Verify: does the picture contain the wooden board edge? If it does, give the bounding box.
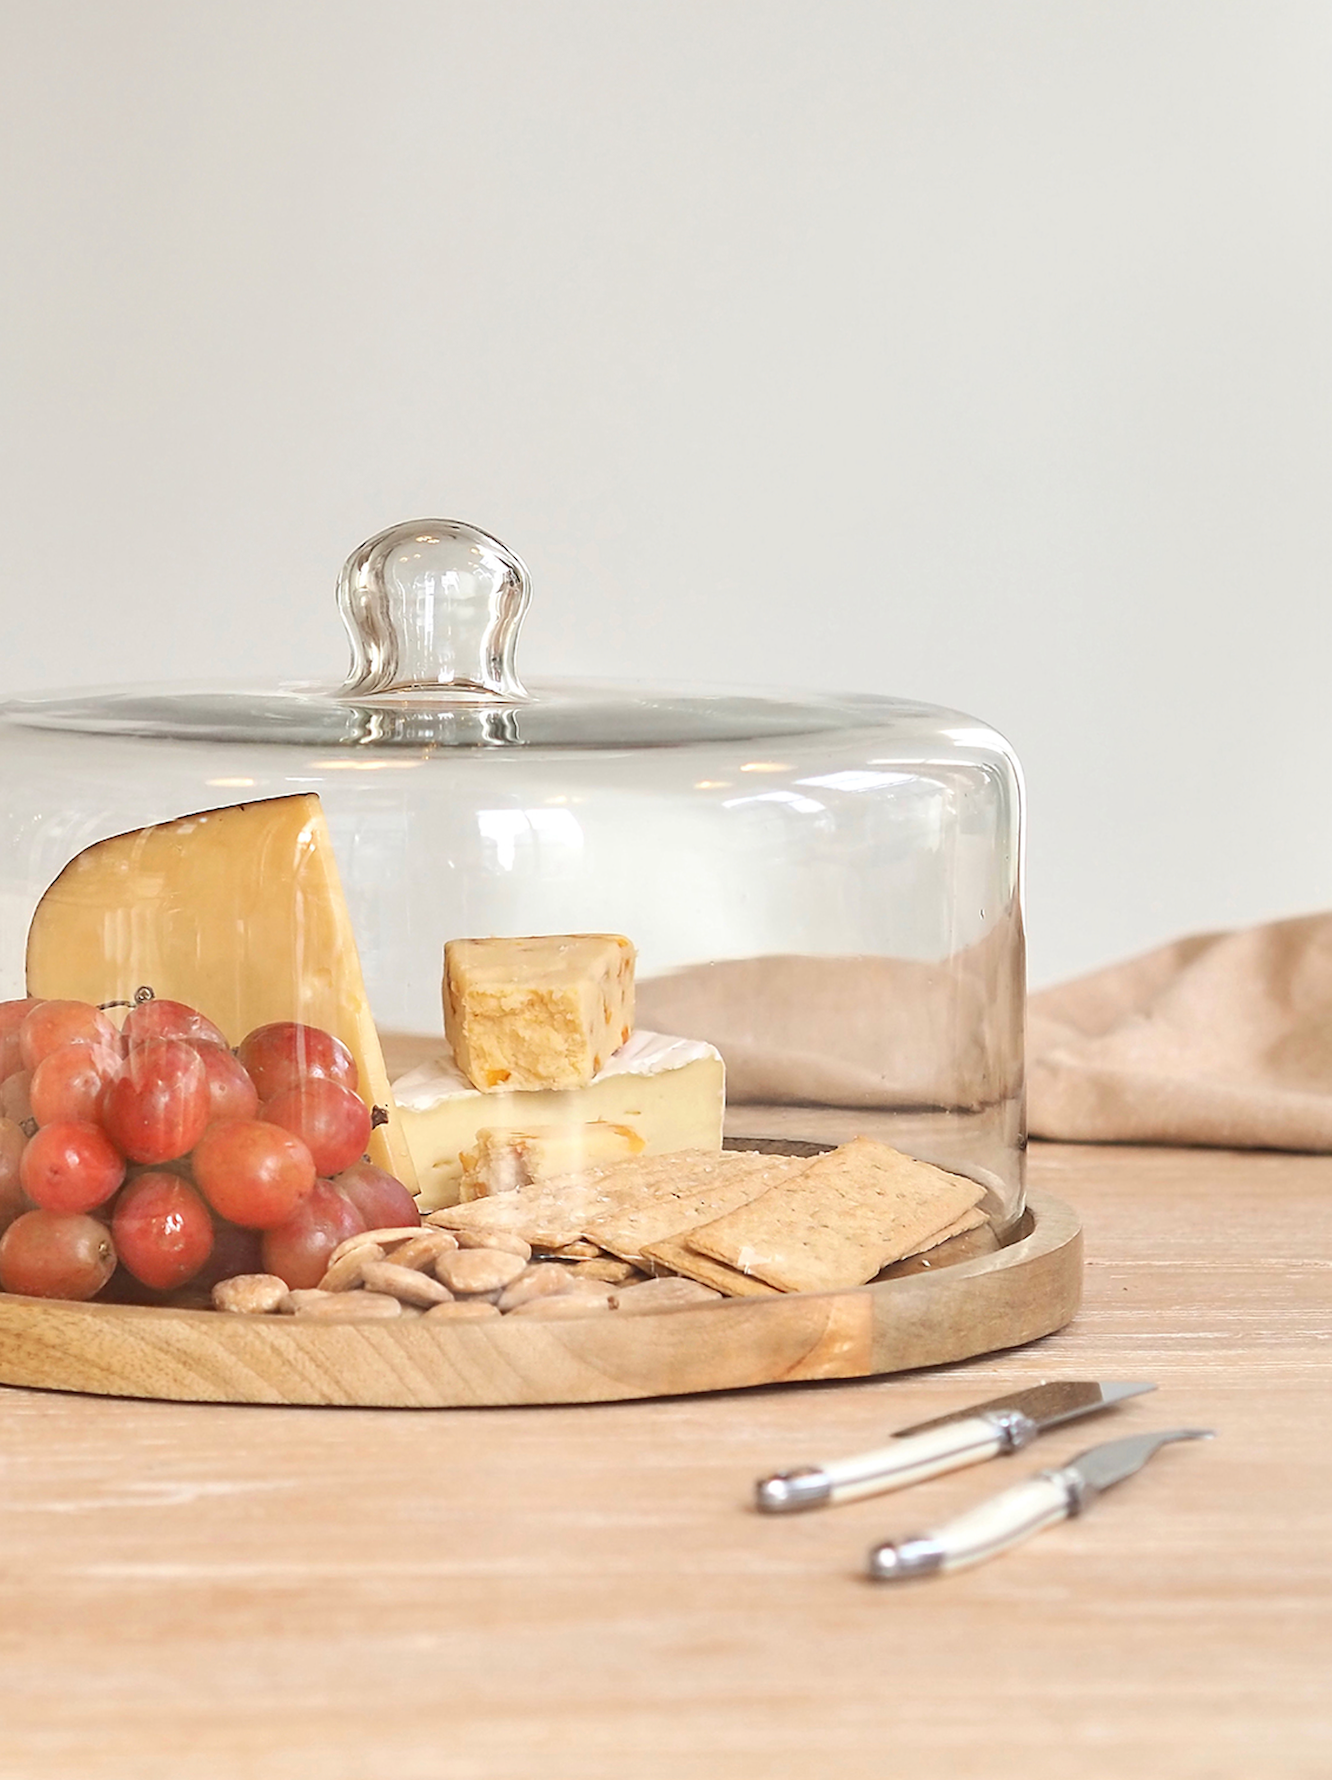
[0,1189,1083,1408]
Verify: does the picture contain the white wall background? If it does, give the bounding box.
[2,0,1328,985]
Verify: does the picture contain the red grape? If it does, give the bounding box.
[0,1117,28,1231]
[189,1219,266,1292]
[111,1172,215,1292]
[262,1078,371,1177]
[20,1120,125,1213]
[261,1180,366,1289]
[19,1000,120,1071]
[122,998,228,1050]
[29,1041,123,1127]
[237,1022,358,1101]
[0,998,43,1077]
[0,1208,116,1299]
[100,1039,209,1164]
[196,1044,260,1124]
[192,1119,316,1229]
[333,1163,419,1231]
[1,1070,33,1125]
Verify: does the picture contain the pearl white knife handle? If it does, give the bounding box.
[756,1412,1033,1512]
[867,1471,1075,1580]
[825,1417,1009,1502]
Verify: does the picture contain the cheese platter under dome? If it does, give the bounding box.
[0,519,1079,1406]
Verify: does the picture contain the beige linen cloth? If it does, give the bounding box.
[1028,912,1332,1149]
[637,912,1332,1152]
[637,923,1024,1116]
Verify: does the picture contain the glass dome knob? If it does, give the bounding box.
[338,518,531,700]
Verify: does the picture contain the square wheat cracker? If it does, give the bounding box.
[639,1235,781,1297]
[900,1205,987,1258]
[584,1151,807,1264]
[684,1137,984,1294]
[426,1150,727,1251]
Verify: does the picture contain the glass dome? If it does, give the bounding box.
[0,519,1024,1324]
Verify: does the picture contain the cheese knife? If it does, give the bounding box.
[866,1425,1213,1580]
[754,1380,1155,1513]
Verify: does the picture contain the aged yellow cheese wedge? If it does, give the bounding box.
[393,1031,723,1211]
[24,794,416,1189]
[444,933,636,1090]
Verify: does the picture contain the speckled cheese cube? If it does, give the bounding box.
[444,934,636,1091]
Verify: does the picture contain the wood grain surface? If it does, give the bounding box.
[0,1193,1079,1407]
[0,1142,1327,1779]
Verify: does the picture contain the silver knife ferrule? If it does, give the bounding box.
[867,1535,947,1582]
[1046,1464,1096,1516]
[754,1466,832,1513]
[981,1408,1041,1452]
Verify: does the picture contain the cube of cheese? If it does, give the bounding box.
[458,1120,645,1200]
[444,934,635,1091]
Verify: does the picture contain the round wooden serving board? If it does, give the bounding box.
[0,1189,1081,1408]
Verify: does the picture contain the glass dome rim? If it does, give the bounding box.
[0,673,1017,756]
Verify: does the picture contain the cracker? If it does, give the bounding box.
[640,1235,781,1298]
[880,1218,1001,1279]
[426,1192,587,1251]
[901,1205,988,1258]
[684,1137,985,1294]
[425,1150,729,1252]
[533,1238,604,1260]
[585,1152,806,1264]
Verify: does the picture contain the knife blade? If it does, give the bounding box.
[754,1380,1155,1513]
[866,1426,1213,1581]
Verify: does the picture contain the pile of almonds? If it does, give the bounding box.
[212,1215,721,1321]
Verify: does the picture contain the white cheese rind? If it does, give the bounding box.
[394,1030,724,1211]
[395,1029,719,1108]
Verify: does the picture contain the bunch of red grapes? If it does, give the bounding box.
[0,997,419,1304]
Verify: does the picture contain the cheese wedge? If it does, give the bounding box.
[24,794,415,1189]
[393,1030,723,1210]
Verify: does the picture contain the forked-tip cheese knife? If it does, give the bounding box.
[866,1426,1213,1581]
[755,1381,1156,1513]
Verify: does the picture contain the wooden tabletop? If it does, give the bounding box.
[0,1142,1327,1779]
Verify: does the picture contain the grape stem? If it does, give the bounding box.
[97,987,156,1011]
